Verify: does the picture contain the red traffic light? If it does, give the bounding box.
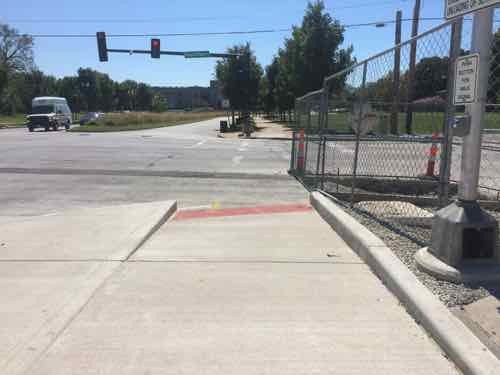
[151,39,161,58]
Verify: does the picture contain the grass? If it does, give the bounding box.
[0,114,26,127]
[70,111,226,132]
[293,111,500,135]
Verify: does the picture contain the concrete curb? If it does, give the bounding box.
[217,132,291,141]
[310,191,500,375]
[124,200,178,260]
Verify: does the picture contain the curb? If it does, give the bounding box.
[124,200,178,261]
[217,132,291,141]
[310,191,500,375]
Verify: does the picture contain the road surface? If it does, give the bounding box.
[0,118,306,216]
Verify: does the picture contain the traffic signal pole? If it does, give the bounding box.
[97,31,241,61]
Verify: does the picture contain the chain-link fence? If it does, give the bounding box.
[292,11,500,246]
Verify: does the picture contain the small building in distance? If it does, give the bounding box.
[152,81,225,110]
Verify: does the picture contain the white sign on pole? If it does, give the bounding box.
[454,54,480,105]
[445,0,500,19]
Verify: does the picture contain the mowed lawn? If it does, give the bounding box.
[0,114,26,127]
[296,111,500,134]
[71,111,226,132]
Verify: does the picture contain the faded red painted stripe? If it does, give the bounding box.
[175,203,312,221]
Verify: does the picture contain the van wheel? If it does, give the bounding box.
[44,126,50,132]
[52,124,58,131]
[65,122,70,130]
[28,126,34,132]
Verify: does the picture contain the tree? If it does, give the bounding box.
[0,23,34,113]
[413,56,448,100]
[152,94,168,112]
[77,68,98,111]
[58,76,83,113]
[215,43,263,122]
[262,1,353,117]
[96,72,115,112]
[136,83,153,110]
[0,24,34,73]
[298,1,352,95]
[262,58,279,114]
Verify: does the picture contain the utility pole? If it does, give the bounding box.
[405,0,421,134]
[391,10,402,134]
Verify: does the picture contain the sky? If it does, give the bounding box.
[1,0,454,87]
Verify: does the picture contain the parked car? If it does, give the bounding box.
[26,97,72,132]
[79,112,103,125]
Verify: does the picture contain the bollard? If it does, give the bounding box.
[425,132,439,177]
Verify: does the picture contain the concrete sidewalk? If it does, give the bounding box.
[220,117,293,140]
[0,202,176,375]
[1,202,459,374]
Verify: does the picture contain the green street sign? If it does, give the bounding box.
[184,51,211,59]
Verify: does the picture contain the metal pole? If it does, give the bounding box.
[351,62,368,207]
[322,80,330,132]
[307,103,312,132]
[391,10,402,135]
[460,8,494,202]
[439,18,463,206]
[316,135,322,185]
[290,131,297,172]
[405,0,421,134]
[320,137,327,190]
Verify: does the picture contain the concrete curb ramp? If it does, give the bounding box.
[0,201,177,261]
[310,191,500,375]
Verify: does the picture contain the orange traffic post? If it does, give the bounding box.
[426,132,439,178]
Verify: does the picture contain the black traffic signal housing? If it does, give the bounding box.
[96,32,108,62]
[151,39,161,58]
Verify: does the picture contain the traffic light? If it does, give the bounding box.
[96,32,108,62]
[151,39,161,58]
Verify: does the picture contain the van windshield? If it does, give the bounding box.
[31,105,55,114]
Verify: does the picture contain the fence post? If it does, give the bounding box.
[320,82,329,132]
[320,136,327,190]
[351,62,368,207]
[439,18,463,206]
[307,102,312,132]
[316,135,322,187]
[390,10,402,135]
[290,130,297,172]
[304,133,309,175]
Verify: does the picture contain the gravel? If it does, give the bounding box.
[337,201,497,307]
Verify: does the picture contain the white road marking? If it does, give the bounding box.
[232,155,244,165]
[189,140,207,148]
[181,205,212,211]
[238,141,249,152]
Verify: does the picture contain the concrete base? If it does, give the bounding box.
[415,247,500,283]
[429,200,499,267]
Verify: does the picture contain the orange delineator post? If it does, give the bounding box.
[297,129,305,172]
[426,132,439,177]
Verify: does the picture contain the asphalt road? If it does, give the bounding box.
[0,118,307,216]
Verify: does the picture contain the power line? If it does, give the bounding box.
[25,18,452,38]
[1,1,409,24]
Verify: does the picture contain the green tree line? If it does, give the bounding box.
[0,24,167,115]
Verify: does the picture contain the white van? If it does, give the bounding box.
[27,97,72,132]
